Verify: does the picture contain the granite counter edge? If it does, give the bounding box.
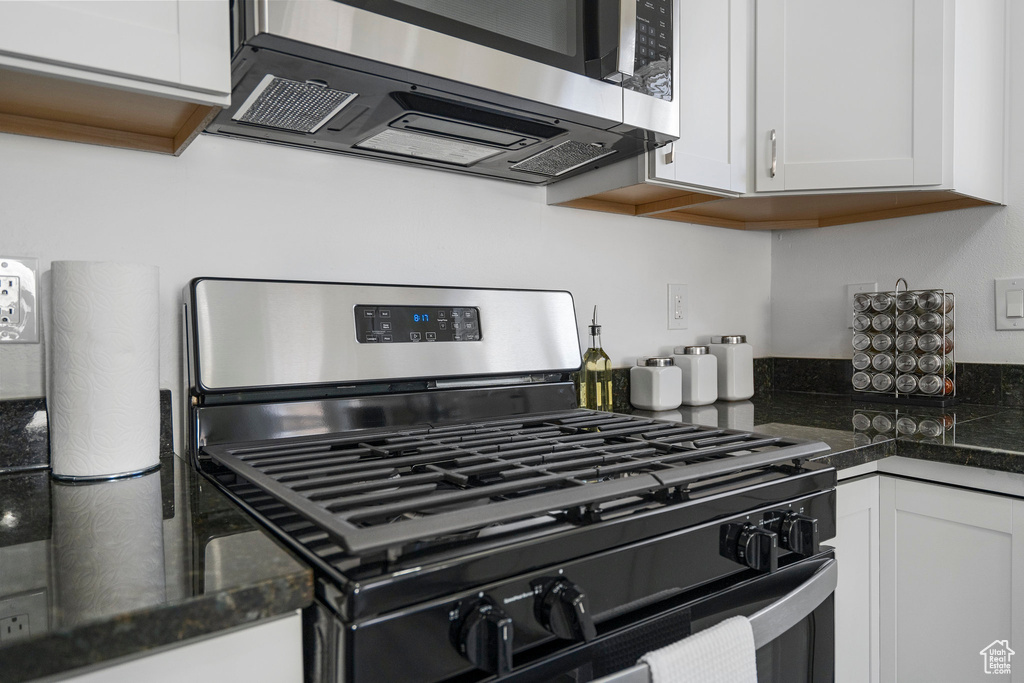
[0,568,313,683]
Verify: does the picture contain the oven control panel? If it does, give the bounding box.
[355,305,481,343]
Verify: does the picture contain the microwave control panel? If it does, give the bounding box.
[355,305,481,343]
[630,0,673,100]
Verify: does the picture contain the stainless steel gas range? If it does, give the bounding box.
[183,278,836,683]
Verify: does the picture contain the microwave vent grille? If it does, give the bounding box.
[232,75,357,134]
[510,140,616,177]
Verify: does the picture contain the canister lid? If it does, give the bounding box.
[682,345,709,355]
[645,357,674,367]
[711,335,746,344]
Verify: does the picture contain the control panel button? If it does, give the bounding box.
[410,332,421,341]
[380,322,392,330]
[364,333,378,342]
[378,309,390,317]
[426,332,437,341]
[382,334,393,343]
[363,309,375,317]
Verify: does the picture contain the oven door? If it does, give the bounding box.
[330,0,629,82]
[504,552,836,683]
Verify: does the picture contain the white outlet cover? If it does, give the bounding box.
[668,284,688,330]
[0,257,39,343]
[995,277,1024,330]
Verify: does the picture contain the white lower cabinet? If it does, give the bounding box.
[879,477,1024,683]
[61,612,303,683]
[834,476,881,683]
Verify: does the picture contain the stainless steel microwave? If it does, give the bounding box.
[205,0,679,184]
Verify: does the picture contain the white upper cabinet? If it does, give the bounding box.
[550,0,1006,228]
[0,0,229,101]
[651,0,749,195]
[755,0,1005,201]
[0,0,230,155]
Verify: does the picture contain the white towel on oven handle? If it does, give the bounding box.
[637,615,757,683]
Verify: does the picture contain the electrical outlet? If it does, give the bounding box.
[0,614,29,642]
[0,589,46,641]
[668,284,688,330]
[0,276,20,324]
[0,257,38,343]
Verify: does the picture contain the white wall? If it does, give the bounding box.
[770,1,1023,364]
[769,203,1016,362]
[0,132,772,447]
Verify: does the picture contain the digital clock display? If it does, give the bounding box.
[354,305,481,344]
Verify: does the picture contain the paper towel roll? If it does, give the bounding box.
[48,261,160,479]
[52,471,166,627]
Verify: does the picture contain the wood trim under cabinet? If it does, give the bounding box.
[0,65,221,155]
[552,183,999,231]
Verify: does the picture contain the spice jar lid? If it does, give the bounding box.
[711,335,746,344]
[682,346,709,355]
[645,357,674,367]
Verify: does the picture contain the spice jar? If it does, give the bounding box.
[896,292,918,311]
[630,357,682,411]
[872,373,895,392]
[871,353,894,372]
[871,333,894,352]
[895,333,918,353]
[672,346,718,406]
[852,352,873,371]
[871,293,894,312]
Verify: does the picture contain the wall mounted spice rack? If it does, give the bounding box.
[851,279,956,407]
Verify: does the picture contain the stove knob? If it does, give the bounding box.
[779,513,819,557]
[721,523,778,572]
[739,525,778,572]
[457,601,514,676]
[536,579,597,643]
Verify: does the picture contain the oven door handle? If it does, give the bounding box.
[593,559,838,683]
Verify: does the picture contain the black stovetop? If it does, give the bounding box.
[200,409,831,619]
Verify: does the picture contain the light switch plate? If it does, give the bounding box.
[0,257,38,343]
[995,278,1024,330]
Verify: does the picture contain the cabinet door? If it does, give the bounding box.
[0,0,228,95]
[754,0,945,192]
[651,0,749,193]
[879,477,1018,683]
[833,476,880,683]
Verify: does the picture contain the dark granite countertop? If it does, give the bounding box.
[635,391,1024,476]
[0,454,313,683]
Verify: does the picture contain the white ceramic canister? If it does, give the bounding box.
[671,346,718,406]
[630,357,683,411]
[708,335,754,401]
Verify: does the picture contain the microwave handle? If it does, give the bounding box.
[586,0,636,82]
[591,559,838,683]
[615,0,638,79]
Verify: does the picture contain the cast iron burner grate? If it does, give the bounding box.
[204,410,826,557]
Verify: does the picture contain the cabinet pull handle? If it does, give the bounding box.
[770,129,777,178]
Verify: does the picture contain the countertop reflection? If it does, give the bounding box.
[0,454,312,683]
[629,392,1024,474]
